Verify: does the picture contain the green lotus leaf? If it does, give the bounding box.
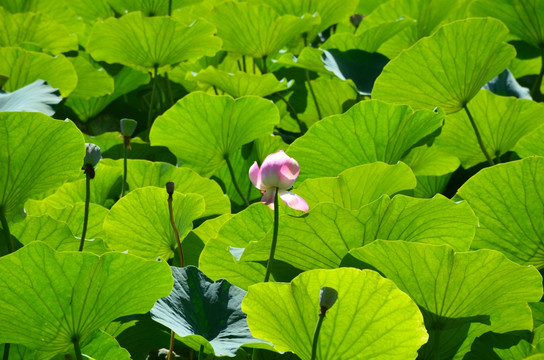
[183,213,234,266]
[413,174,452,198]
[109,0,203,16]
[87,11,221,73]
[207,2,319,58]
[103,186,205,260]
[435,90,544,168]
[483,68,532,99]
[199,203,273,289]
[0,47,77,96]
[248,0,358,41]
[8,214,109,255]
[65,66,150,122]
[242,268,428,359]
[32,163,122,208]
[275,47,334,75]
[295,162,417,210]
[0,7,78,54]
[372,18,516,114]
[516,124,544,158]
[287,100,444,182]
[150,266,269,356]
[403,144,460,176]
[102,159,230,217]
[190,66,292,98]
[350,240,543,360]
[359,0,462,58]
[471,0,544,49]
[54,330,131,360]
[62,0,114,23]
[322,18,413,53]
[456,157,544,268]
[295,77,358,129]
[0,79,61,116]
[150,92,280,177]
[67,55,114,98]
[0,241,173,359]
[0,112,84,222]
[25,201,110,241]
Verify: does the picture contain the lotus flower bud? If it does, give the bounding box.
[120,118,138,137]
[84,143,102,167]
[166,182,175,196]
[319,286,338,314]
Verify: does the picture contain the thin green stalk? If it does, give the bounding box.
[78,171,91,252]
[225,157,249,206]
[167,188,184,267]
[2,343,10,360]
[237,59,242,71]
[276,93,306,134]
[305,69,322,120]
[121,141,128,198]
[464,105,494,166]
[530,46,544,101]
[146,66,159,141]
[168,0,172,16]
[198,344,204,360]
[310,313,326,360]
[263,188,279,283]
[73,336,83,360]
[0,207,13,254]
[167,330,175,360]
[242,55,247,73]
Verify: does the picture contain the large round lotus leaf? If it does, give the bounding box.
[191,66,292,98]
[516,124,544,158]
[109,0,202,16]
[436,90,544,168]
[248,0,358,40]
[0,79,61,116]
[350,240,543,359]
[150,92,279,177]
[287,100,444,182]
[207,2,319,58]
[456,157,544,268]
[0,47,77,96]
[0,112,84,222]
[103,186,205,260]
[0,241,173,359]
[87,11,221,73]
[0,7,77,54]
[56,330,131,360]
[68,55,114,98]
[150,266,269,357]
[101,159,230,217]
[372,18,516,114]
[275,47,334,75]
[402,143,460,176]
[25,201,109,242]
[65,67,150,122]
[242,268,428,359]
[295,162,417,210]
[358,0,460,58]
[33,163,122,208]
[471,0,544,49]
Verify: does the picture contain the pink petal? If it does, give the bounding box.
[260,150,300,190]
[279,190,308,212]
[249,162,265,190]
[261,188,276,209]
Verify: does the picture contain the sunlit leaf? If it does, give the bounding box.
[67,54,114,98]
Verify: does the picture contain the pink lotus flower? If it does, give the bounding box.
[249,150,308,211]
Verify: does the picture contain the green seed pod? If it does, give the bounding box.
[84,143,102,167]
[319,286,338,312]
[120,118,138,137]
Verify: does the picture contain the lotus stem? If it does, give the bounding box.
[305,69,322,120]
[72,336,83,360]
[464,105,494,166]
[121,140,128,198]
[310,313,326,360]
[276,92,306,134]
[530,46,544,101]
[166,182,184,267]
[263,188,279,282]
[242,56,247,73]
[226,156,249,206]
[0,207,13,254]
[78,167,92,252]
[146,65,159,142]
[167,330,175,360]
[2,343,10,360]
[198,344,204,360]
